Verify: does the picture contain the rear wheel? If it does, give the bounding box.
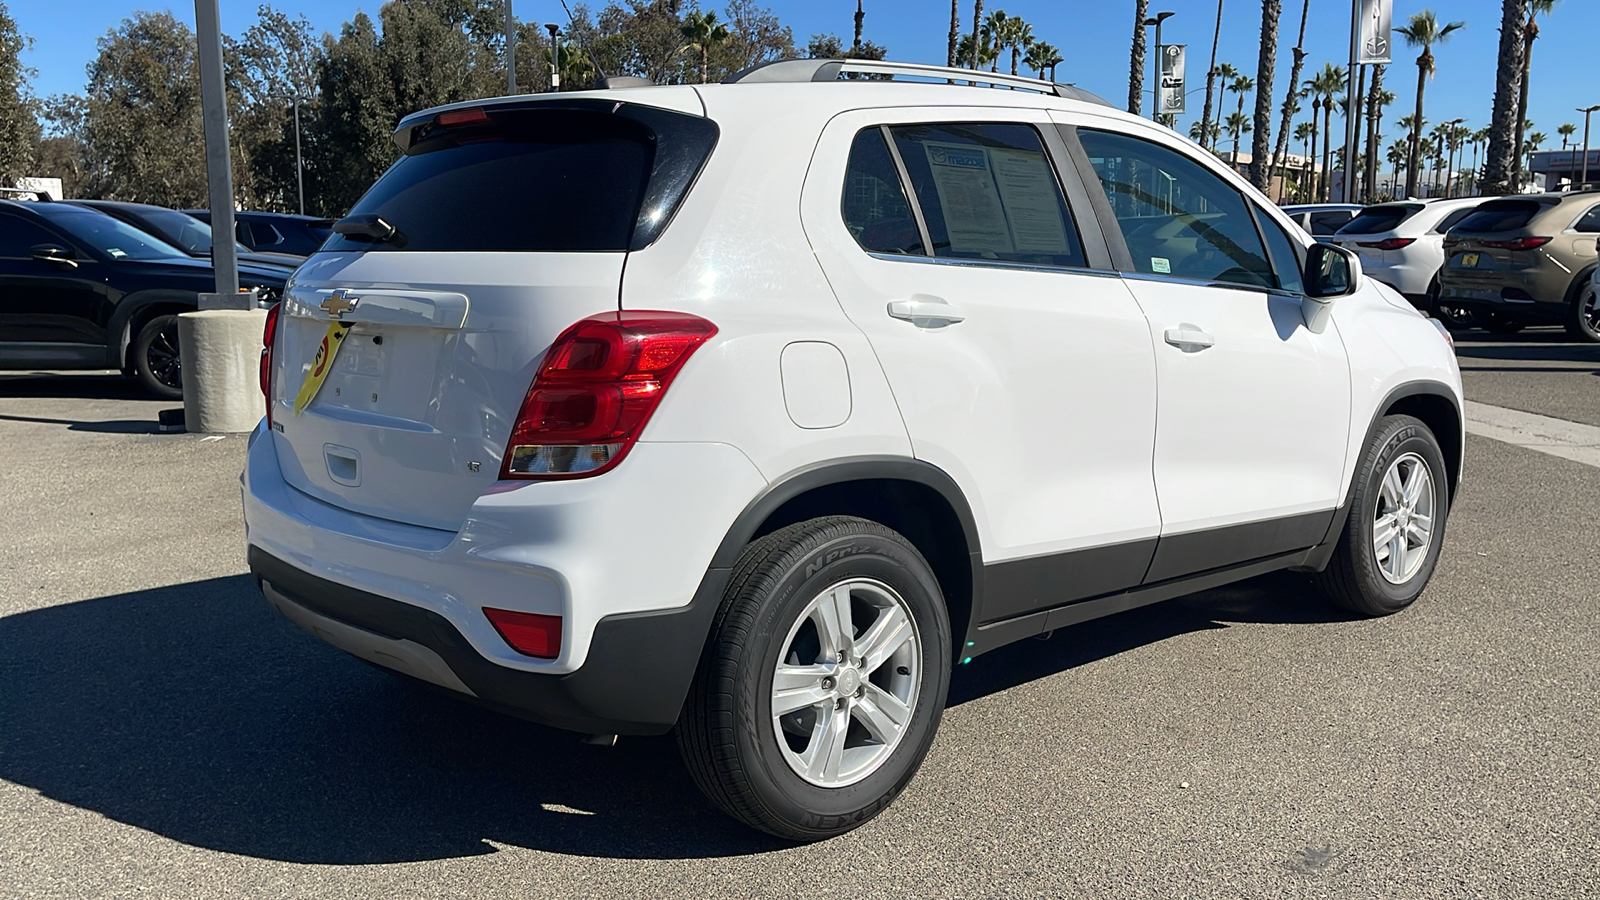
[1564,275,1600,343]
[677,516,952,840]
[133,314,183,399]
[1428,282,1476,330]
[1314,415,1450,617]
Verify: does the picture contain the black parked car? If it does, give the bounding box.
[64,200,304,270]
[0,199,288,399]
[186,210,334,256]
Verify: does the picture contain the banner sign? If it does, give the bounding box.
[1159,44,1186,115]
[1358,0,1393,64]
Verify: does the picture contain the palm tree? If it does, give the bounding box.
[1247,0,1281,191]
[1396,10,1466,198]
[1025,41,1062,81]
[1363,79,1394,202]
[969,0,984,68]
[679,10,731,84]
[1010,19,1034,76]
[1310,63,1346,201]
[981,10,1010,73]
[1226,111,1253,167]
[1269,0,1311,185]
[1386,140,1408,199]
[948,0,961,67]
[1526,131,1546,185]
[1128,0,1150,113]
[1511,1,1559,189]
[1199,0,1225,151]
[1191,119,1221,146]
[1470,125,1491,190]
[1305,91,1322,200]
[1559,122,1577,150]
[1293,120,1316,200]
[1213,62,1239,148]
[957,30,998,72]
[1231,74,1254,129]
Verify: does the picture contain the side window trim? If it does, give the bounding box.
[1036,123,1115,271]
[879,125,935,258]
[1056,124,1136,272]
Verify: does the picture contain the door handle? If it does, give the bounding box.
[887,297,966,327]
[1163,326,1215,350]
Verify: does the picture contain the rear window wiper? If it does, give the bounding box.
[332,214,404,244]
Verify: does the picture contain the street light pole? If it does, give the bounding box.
[505,0,517,94]
[293,95,304,216]
[1580,105,1600,188]
[546,23,560,92]
[1145,11,1174,123]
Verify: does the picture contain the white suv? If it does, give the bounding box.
[1332,196,1485,318]
[242,59,1464,840]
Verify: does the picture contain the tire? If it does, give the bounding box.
[1481,313,1525,335]
[1428,282,1476,331]
[1314,415,1450,617]
[1563,274,1600,343]
[677,516,952,840]
[133,314,183,400]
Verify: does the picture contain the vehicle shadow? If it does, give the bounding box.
[0,412,164,434]
[0,571,1339,864]
[0,372,156,401]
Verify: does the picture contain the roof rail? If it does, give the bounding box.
[0,186,52,201]
[723,58,1112,108]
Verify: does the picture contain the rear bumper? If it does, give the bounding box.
[251,546,725,735]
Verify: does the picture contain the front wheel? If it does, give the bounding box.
[1314,415,1450,616]
[677,516,952,840]
[133,314,183,399]
[1564,276,1600,343]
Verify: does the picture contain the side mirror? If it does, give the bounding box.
[31,244,78,269]
[1300,243,1361,333]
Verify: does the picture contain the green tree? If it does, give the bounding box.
[0,1,39,185]
[1558,122,1576,150]
[1269,0,1309,186]
[679,10,730,83]
[1024,40,1061,82]
[1309,63,1345,201]
[310,12,395,216]
[1395,9,1465,197]
[711,0,796,77]
[1212,61,1238,149]
[228,6,324,212]
[1225,110,1252,166]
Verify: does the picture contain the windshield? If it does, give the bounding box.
[39,205,187,260]
[138,207,221,255]
[1454,201,1541,234]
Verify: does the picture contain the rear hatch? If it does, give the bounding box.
[1441,198,1550,294]
[1335,203,1422,268]
[269,98,717,531]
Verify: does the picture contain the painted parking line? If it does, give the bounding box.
[1464,400,1600,469]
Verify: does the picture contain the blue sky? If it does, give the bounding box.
[14,0,1600,150]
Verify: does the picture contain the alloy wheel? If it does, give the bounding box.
[770,578,921,788]
[1372,452,1435,584]
[145,322,182,390]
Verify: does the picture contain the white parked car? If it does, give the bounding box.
[242,59,1464,840]
[1332,196,1486,322]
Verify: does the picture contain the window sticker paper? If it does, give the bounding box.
[989,148,1071,255]
[923,141,1014,255]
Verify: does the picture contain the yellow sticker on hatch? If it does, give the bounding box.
[293,321,353,414]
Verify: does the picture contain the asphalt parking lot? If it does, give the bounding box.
[2,327,1597,899]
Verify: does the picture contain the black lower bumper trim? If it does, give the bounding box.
[248,546,724,735]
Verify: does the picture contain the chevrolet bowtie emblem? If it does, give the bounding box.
[321,290,359,318]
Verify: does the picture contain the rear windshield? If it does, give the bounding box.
[325,103,717,253]
[1338,204,1419,235]
[1453,200,1542,234]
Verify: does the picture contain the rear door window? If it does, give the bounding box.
[325,103,717,253]
[1455,200,1542,233]
[0,214,59,258]
[1309,210,1355,235]
[1572,205,1600,233]
[1340,205,1418,235]
[1432,208,1477,234]
[887,122,1088,269]
[1077,128,1279,289]
[842,129,923,255]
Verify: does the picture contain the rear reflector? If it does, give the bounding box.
[502,311,717,479]
[483,608,562,658]
[1357,238,1416,251]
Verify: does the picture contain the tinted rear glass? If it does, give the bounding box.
[325,104,716,253]
[1339,205,1418,235]
[1454,200,1541,234]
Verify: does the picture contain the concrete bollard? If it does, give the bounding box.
[178,308,268,434]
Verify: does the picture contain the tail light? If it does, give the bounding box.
[502,311,718,479]
[260,302,281,424]
[483,607,561,658]
[1481,236,1552,251]
[1442,237,1462,250]
[1357,238,1416,251]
